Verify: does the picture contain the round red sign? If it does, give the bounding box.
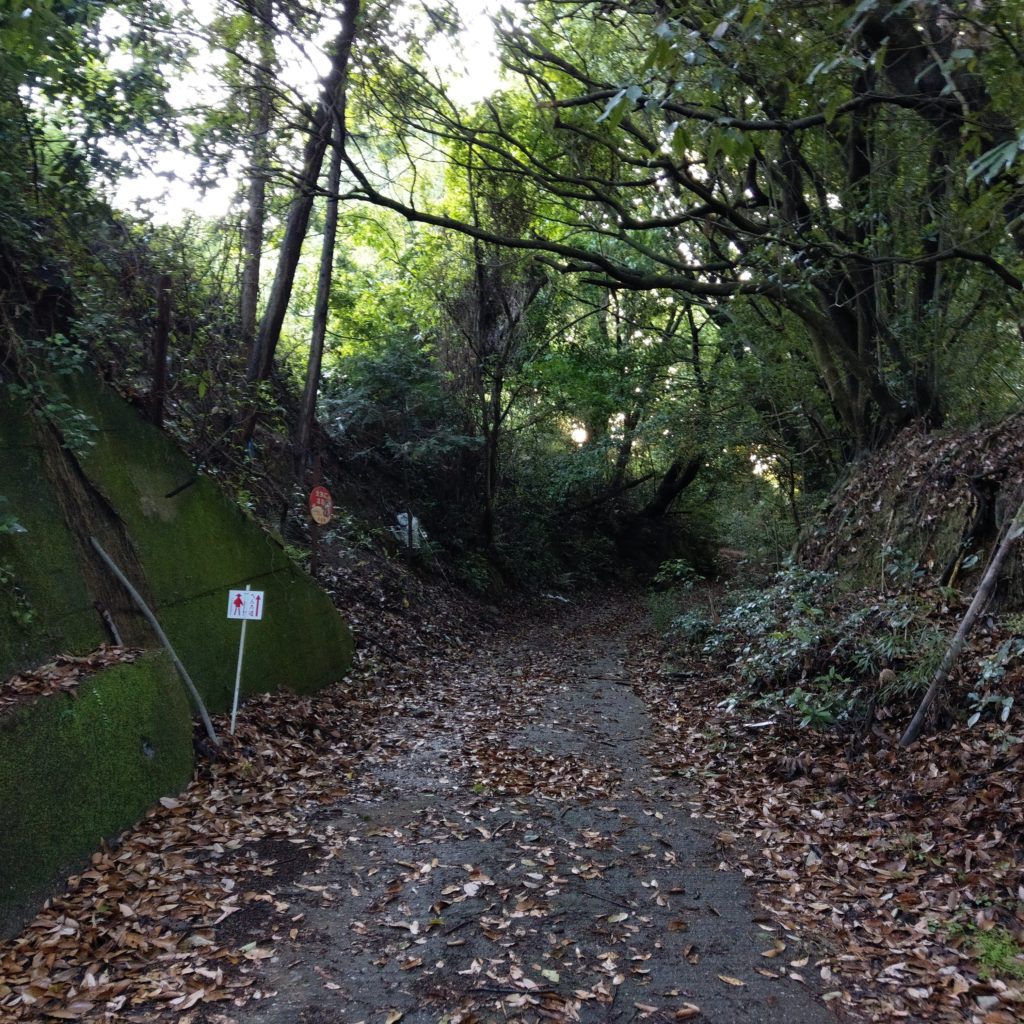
[309,485,334,525]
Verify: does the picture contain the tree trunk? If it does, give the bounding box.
[246,2,359,385]
[239,0,274,356]
[846,0,1024,253]
[295,117,343,465]
[640,454,702,519]
[481,380,502,549]
[149,273,171,427]
[609,406,640,493]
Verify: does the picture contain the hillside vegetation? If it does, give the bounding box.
[1,2,1024,1016]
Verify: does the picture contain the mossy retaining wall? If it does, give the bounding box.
[0,372,354,934]
[63,375,354,710]
[0,401,104,670]
[1,374,354,706]
[0,653,193,937]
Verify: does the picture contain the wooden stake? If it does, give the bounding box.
[899,496,1024,747]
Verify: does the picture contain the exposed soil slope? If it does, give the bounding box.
[801,414,1024,605]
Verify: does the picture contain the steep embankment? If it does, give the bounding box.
[0,371,353,935]
[801,414,1024,604]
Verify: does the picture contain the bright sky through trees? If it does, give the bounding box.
[113,0,501,222]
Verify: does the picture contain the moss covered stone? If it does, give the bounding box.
[0,372,354,708]
[0,653,193,937]
[0,371,353,933]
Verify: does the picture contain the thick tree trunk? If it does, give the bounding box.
[846,0,1024,251]
[246,2,359,385]
[640,454,702,519]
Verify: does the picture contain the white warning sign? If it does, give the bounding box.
[227,589,264,620]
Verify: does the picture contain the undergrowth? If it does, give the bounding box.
[943,921,1024,982]
[651,560,1017,732]
[972,927,1024,982]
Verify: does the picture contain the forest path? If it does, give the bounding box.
[226,600,836,1024]
[0,597,844,1024]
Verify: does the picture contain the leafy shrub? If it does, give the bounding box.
[649,558,718,642]
[653,558,700,589]
[966,691,1015,728]
[702,565,837,688]
[964,635,1024,727]
[685,563,951,728]
[829,593,945,700]
[671,609,715,644]
[5,335,97,456]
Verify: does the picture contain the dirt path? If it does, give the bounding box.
[8,581,1020,1022]
[221,604,837,1024]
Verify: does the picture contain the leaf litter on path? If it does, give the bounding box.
[628,627,1024,1024]
[1,567,1017,1022]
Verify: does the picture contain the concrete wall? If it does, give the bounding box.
[0,374,353,707]
[0,372,354,933]
[0,653,194,936]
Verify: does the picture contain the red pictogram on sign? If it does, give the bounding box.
[227,589,264,620]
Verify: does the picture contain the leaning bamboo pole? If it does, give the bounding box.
[899,496,1024,747]
[90,537,219,747]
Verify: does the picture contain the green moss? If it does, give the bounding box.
[0,392,103,677]
[0,653,193,936]
[59,375,354,711]
[0,372,353,934]
[974,926,1024,982]
[1,374,352,706]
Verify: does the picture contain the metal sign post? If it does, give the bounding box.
[227,585,265,735]
[308,471,334,577]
